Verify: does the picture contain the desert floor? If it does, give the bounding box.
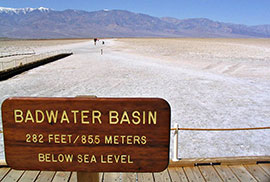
[0,38,270,159]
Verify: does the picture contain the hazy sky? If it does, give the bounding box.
[1,0,270,25]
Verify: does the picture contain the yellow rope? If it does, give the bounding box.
[171,126,270,131]
[1,127,270,133]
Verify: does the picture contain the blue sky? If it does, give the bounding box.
[1,0,270,25]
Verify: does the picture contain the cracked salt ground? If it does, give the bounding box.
[0,38,270,160]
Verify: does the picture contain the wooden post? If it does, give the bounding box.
[76,95,99,182]
[172,123,179,161]
[77,172,99,182]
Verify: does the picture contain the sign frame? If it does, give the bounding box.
[2,97,171,172]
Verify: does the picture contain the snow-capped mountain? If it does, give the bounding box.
[0,7,51,15]
[0,7,270,39]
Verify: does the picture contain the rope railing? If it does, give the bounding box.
[1,126,269,133]
[171,126,270,131]
[0,124,269,163]
[171,124,270,161]
[0,52,35,59]
[0,46,35,58]
[0,49,72,71]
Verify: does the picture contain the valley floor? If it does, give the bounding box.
[0,38,270,159]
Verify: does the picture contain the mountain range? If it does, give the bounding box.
[1,7,270,39]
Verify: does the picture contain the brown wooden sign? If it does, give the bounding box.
[1,97,170,172]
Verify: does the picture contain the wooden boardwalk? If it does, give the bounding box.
[0,163,269,182]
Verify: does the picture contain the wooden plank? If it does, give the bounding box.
[259,164,270,176]
[229,165,257,182]
[100,173,104,182]
[199,166,223,182]
[121,173,136,182]
[214,165,240,182]
[183,167,205,182]
[137,173,154,182]
[169,156,270,167]
[168,167,188,182]
[0,167,11,181]
[153,169,171,182]
[0,159,7,166]
[2,97,170,172]
[69,172,77,182]
[18,171,40,182]
[35,171,56,182]
[244,164,270,182]
[51,171,71,182]
[1,169,24,182]
[103,172,121,182]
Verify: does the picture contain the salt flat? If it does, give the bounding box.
[0,38,270,160]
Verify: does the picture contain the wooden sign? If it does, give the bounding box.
[1,97,171,172]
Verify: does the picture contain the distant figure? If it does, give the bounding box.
[102,41,105,45]
[101,49,103,55]
[94,38,97,45]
